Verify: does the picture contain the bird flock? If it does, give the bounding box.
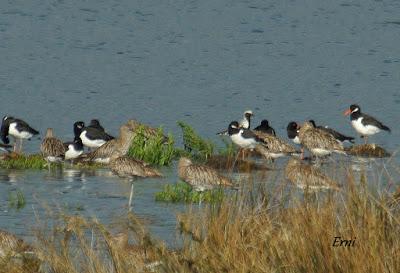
[0,103,392,191]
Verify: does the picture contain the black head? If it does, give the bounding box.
[2,116,13,122]
[287,121,299,131]
[228,121,240,135]
[308,120,317,128]
[90,119,101,127]
[260,120,269,126]
[73,121,85,136]
[350,104,360,113]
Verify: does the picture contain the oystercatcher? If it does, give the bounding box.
[217,110,254,135]
[1,116,39,152]
[254,119,276,136]
[74,121,114,149]
[286,121,301,145]
[227,121,260,149]
[63,137,84,163]
[344,104,390,143]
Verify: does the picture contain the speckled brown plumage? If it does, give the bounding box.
[285,158,341,191]
[298,121,345,156]
[110,155,162,178]
[345,143,390,158]
[178,157,233,191]
[0,229,33,257]
[253,131,298,158]
[85,123,135,163]
[40,128,65,161]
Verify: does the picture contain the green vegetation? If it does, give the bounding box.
[0,154,47,170]
[127,126,176,166]
[155,182,225,203]
[8,189,26,210]
[177,121,214,161]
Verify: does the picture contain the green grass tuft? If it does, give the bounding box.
[0,154,47,169]
[127,126,176,166]
[177,121,214,161]
[8,189,26,210]
[155,182,225,203]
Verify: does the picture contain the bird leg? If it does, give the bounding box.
[128,183,134,212]
[300,148,304,160]
[19,139,23,153]
[13,137,17,153]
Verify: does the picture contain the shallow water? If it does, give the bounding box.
[0,0,400,244]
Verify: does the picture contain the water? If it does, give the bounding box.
[0,0,400,244]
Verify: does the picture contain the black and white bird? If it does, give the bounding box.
[1,116,39,152]
[88,119,105,131]
[308,120,354,144]
[74,121,114,149]
[227,121,260,149]
[253,119,276,136]
[63,137,84,163]
[344,104,390,143]
[287,122,301,145]
[217,110,254,135]
[87,119,114,139]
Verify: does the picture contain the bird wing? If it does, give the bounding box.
[14,119,39,135]
[320,127,354,142]
[86,139,117,160]
[301,128,344,151]
[185,164,232,187]
[253,131,296,153]
[361,114,391,132]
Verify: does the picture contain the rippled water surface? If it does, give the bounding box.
[1,0,400,243]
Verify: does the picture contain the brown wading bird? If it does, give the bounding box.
[41,128,65,168]
[298,121,345,160]
[109,155,162,179]
[178,157,234,191]
[285,158,341,191]
[85,122,136,163]
[253,130,299,159]
[0,229,34,258]
[126,119,168,143]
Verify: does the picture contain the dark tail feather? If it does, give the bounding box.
[381,124,391,133]
[344,136,355,143]
[28,127,39,135]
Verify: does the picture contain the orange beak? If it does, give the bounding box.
[343,109,352,116]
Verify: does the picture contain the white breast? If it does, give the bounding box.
[239,118,249,129]
[351,118,380,136]
[230,131,257,149]
[65,145,83,160]
[292,136,301,145]
[80,131,106,148]
[9,123,33,139]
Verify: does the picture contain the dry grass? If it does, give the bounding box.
[2,167,400,273]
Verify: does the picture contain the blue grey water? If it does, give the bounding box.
[0,0,400,244]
